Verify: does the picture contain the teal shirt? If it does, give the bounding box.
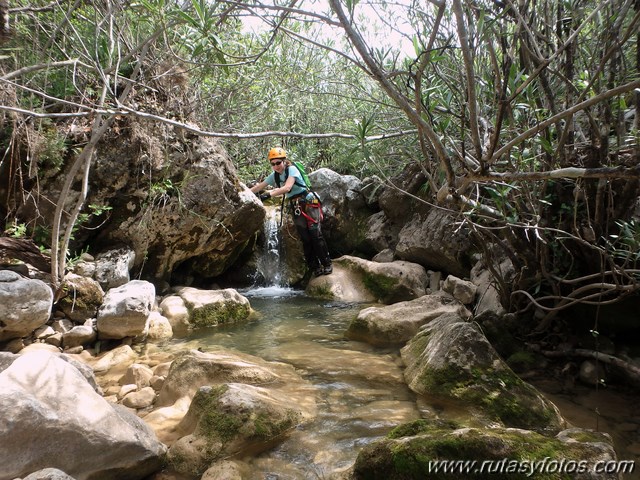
[265,165,307,199]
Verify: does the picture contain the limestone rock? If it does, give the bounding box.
[401,313,566,434]
[167,383,303,477]
[306,255,428,304]
[157,348,285,406]
[159,295,190,330]
[173,287,251,328]
[147,311,173,341]
[0,351,166,480]
[62,324,97,349]
[352,423,617,480]
[442,274,477,305]
[0,270,53,341]
[346,292,471,346]
[94,246,136,289]
[57,274,104,322]
[96,280,155,339]
[22,468,77,480]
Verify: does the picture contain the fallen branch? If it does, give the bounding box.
[542,348,640,381]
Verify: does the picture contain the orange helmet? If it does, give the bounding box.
[268,147,287,161]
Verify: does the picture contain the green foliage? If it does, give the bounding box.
[606,220,640,268]
[5,221,27,238]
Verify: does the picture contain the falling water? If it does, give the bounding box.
[255,206,285,288]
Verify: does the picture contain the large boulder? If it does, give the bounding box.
[309,168,376,256]
[167,383,304,477]
[306,256,428,304]
[146,348,316,447]
[401,313,566,434]
[96,280,155,339]
[346,292,471,346]
[0,270,53,341]
[394,210,473,278]
[351,421,619,480]
[362,162,474,277]
[0,351,166,480]
[171,287,252,328]
[89,134,265,284]
[156,348,297,407]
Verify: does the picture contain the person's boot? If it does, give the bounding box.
[322,264,333,275]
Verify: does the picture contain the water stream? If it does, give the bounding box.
[156,212,639,479]
[166,289,421,478]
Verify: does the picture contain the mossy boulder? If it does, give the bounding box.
[306,255,428,303]
[401,313,565,434]
[352,422,618,480]
[57,273,104,322]
[173,286,251,328]
[167,383,303,477]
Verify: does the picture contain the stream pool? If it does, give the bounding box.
[163,287,421,479]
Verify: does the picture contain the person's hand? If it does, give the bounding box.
[259,192,271,202]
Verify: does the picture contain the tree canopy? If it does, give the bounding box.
[1,0,639,327]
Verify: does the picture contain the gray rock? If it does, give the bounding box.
[0,351,165,480]
[0,270,53,341]
[96,280,155,339]
[401,313,566,434]
[346,292,471,346]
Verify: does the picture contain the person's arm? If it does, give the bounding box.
[250,181,268,194]
[265,175,295,198]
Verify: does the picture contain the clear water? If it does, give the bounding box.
[166,288,421,479]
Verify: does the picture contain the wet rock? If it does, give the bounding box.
[352,422,618,480]
[401,313,566,434]
[201,460,243,480]
[167,383,304,477]
[172,287,251,328]
[307,255,428,304]
[159,295,190,330]
[147,311,173,341]
[156,348,287,406]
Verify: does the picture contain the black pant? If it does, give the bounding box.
[291,200,331,269]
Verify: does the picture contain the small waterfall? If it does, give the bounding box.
[255,206,284,287]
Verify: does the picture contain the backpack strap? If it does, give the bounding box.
[275,165,307,190]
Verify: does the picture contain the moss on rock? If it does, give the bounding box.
[189,302,250,328]
[353,425,615,480]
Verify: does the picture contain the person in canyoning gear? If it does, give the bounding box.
[250,147,333,276]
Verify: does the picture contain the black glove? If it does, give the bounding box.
[259,192,271,201]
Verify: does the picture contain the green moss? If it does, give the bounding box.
[506,351,537,372]
[362,271,398,301]
[306,283,333,298]
[388,419,461,439]
[253,410,300,440]
[417,365,557,431]
[353,426,592,480]
[190,302,250,328]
